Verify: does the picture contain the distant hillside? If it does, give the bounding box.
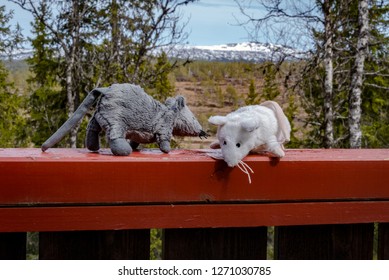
[4,42,299,63]
[163,42,299,62]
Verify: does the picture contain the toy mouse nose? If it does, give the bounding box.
[226,158,240,168]
[199,130,209,139]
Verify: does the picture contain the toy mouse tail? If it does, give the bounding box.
[41,88,106,152]
[260,101,291,143]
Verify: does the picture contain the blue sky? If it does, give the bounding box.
[179,0,256,45]
[5,0,259,46]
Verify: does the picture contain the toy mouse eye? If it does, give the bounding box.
[236,143,241,148]
[223,141,227,145]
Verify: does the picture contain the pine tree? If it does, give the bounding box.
[26,1,67,147]
[245,79,258,105]
[0,62,26,147]
[148,52,175,101]
[0,5,27,147]
[225,84,239,108]
[261,62,280,101]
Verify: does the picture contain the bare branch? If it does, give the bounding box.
[365,83,389,90]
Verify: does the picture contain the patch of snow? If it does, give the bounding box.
[162,42,300,63]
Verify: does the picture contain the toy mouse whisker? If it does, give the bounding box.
[237,160,254,184]
[199,130,209,139]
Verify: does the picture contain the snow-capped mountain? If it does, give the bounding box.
[2,42,298,63]
[164,42,298,63]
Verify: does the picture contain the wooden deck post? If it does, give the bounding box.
[275,224,374,260]
[0,233,26,260]
[39,230,150,260]
[163,227,267,260]
[378,223,389,260]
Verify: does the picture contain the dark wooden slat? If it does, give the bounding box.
[163,227,267,260]
[378,223,389,260]
[0,232,26,260]
[39,230,149,260]
[275,224,374,260]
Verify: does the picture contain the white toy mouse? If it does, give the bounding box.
[208,101,291,170]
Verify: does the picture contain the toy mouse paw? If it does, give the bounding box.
[109,138,132,156]
[159,141,171,153]
[268,145,285,158]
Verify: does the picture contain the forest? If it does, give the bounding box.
[0,0,388,152]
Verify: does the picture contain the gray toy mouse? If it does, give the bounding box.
[41,83,207,155]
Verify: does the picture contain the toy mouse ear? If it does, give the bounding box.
[209,116,227,126]
[166,96,185,112]
[164,97,175,107]
[241,118,259,132]
[175,96,185,110]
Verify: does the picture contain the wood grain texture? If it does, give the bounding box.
[1,202,388,232]
[0,149,388,205]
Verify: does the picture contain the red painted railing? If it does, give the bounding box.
[0,148,388,259]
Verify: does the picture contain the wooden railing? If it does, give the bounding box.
[0,148,388,260]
